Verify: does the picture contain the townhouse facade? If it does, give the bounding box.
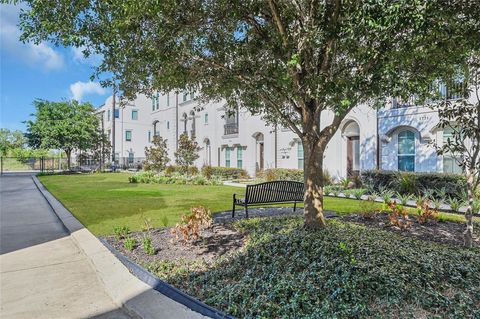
[97,87,468,178]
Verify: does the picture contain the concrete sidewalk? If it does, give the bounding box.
[1,174,208,319]
[0,175,132,318]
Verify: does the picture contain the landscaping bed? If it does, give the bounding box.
[342,212,480,248]
[105,215,480,318]
[103,223,245,265]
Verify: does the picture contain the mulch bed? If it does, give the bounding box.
[102,223,245,265]
[342,212,480,248]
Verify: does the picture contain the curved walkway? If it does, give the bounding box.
[1,174,206,319]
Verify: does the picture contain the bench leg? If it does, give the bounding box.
[245,205,249,219]
[293,202,297,212]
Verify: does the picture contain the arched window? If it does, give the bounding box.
[190,110,196,138]
[398,130,415,171]
[182,113,188,135]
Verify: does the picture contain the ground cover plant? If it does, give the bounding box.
[146,216,480,318]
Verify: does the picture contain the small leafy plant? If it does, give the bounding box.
[386,201,412,230]
[124,237,136,251]
[381,190,394,204]
[142,236,155,255]
[396,193,412,206]
[447,197,464,213]
[171,206,213,243]
[113,225,130,240]
[353,188,366,200]
[416,202,439,224]
[359,197,378,220]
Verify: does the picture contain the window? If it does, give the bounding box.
[131,110,138,120]
[398,130,415,171]
[152,96,155,111]
[351,137,360,171]
[107,130,111,140]
[166,93,170,106]
[443,128,463,174]
[114,108,119,119]
[125,130,132,142]
[297,142,304,169]
[107,109,111,121]
[148,131,151,142]
[204,113,208,124]
[128,152,134,164]
[156,92,160,109]
[190,91,195,99]
[167,121,170,130]
[183,92,188,102]
[237,147,243,168]
[225,147,231,168]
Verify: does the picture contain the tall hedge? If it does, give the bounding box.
[361,170,466,199]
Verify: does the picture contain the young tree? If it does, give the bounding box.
[175,134,200,173]
[17,1,478,227]
[77,130,112,171]
[26,99,100,169]
[144,135,170,173]
[433,55,480,248]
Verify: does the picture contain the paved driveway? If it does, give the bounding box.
[0,174,132,318]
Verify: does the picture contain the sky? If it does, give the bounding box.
[0,3,111,132]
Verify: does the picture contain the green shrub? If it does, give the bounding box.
[201,165,214,179]
[208,167,249,179]
[123,237,136,251]
[257,168,304,182]
[361,170,466,200]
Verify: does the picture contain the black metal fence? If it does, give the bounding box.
[0,157,68,174]
[0,156,147,174]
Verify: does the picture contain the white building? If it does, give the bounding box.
[98,85,468,177]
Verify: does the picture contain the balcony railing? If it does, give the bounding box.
[224,123,239,135]
[393,81,465,109]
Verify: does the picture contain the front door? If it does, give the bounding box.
[259,142,264,171]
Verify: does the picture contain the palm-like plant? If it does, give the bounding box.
[353,188,366,200]
[381,189,394,204]
[447,197,464,213]
[396,193,413,206]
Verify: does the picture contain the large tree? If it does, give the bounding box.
[26,99,102,169]
[16,0,478,227]
[0,128,26,156]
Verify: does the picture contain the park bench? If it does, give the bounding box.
[232,181,304,218]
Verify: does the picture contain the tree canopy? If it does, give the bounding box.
[14,0,480,227]
[26,99,102,168]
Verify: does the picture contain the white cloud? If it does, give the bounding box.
[71,46,102,66]
[69,81,106,101]
[0,4,64,70]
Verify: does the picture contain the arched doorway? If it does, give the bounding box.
[253,132,264,171]
[190,110,196,139]
[152,120,159,137]
[343,121,360,178]
[182,113,188,135]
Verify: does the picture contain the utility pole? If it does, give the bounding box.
[175,91,179,151]
[112,87,116,171]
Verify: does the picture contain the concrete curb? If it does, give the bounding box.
[32,176,207,319]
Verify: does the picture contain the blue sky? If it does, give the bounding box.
[0,4,111,132]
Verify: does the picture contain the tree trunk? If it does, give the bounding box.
[66,149,71,170]
[464,168,475,248]
[303,138,327,229]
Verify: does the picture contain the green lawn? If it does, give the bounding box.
[39,172,469,235]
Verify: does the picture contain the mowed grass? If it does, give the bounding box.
[38,172,470,235]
